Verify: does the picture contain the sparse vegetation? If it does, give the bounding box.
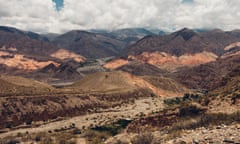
[26,119,32,125]
[72,128,81,135]
[179,103,205,117]
[39,136,53,144]
[231,93,240,104]
[131,132,154,144]
[171,111,240,132]
[164,93,203,106]
[91,119,132,136]
[84,130,110,144]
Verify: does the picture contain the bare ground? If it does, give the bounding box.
[0,97,164,139]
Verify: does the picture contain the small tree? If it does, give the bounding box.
[26,119,32,125]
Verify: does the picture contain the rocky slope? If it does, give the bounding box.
[116,61,168,76]
[0,26,58,60]
[103,59,129,70]
[127,51,217,71]
[50,49,85,63]
[70,71,189,96]
[174,54,240,90]
[0,75,55,96]
[53,30,126,59]
[199,66,240,113]
[166,124,240,144]
[0,73,158,129]
[105,28,240,71]
[105,28,155,44]
[125,28,240,56]
[0,70,190,129]
[104,58,240,143]
[105,51,218,71]
[0,26,86,81]
[0,89,152,129]
[36,60,83,81]
[0,50,60,71]
[0,26,85,65]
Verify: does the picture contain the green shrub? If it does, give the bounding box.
[91,119,132,136]
[6,123,12,129]
[164,98,180,106]
[179,104,205,117]
[231,93,240,104]
[72,128,81,135]
[26,119,32,125]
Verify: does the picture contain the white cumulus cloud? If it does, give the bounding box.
[0,0,240,33]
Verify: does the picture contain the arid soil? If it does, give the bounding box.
[105,51,217,71]
[0,51,59,70]
[0,97,164,139]
[0,88,154,129]
[50,49,85,63]
[128,51,217,70]
[106,123,240,144]
[103,59,129,69]
[165,123,240,144]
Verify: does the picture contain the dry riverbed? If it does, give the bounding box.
[0,96,164,139]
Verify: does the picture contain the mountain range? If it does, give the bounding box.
[0,25,240,143]
[0,25,240,82]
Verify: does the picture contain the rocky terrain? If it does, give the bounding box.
[105,123,240,144]
[0,26,87,83]
[117,61,168,76]
[0,75,55,96]
[174,54,240,90]
[105,28,240,72]
[0,70,189,131]
[0,90,152,130]
[0,26,240,144]
[127,51,217,71]
[103,57,240,144]
[0,26,58,60]
[100,28,156,44]
[0,97,164,142]
[124,28,240,56]
[52,30,126,59]
[166,123,240,144]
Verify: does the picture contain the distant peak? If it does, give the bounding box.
[0,26,21,34]
[179,27,194,32]
[174,28,197,41]
[63,30,94,37]
[70,30,91,34]
[231,29,240,32]
[210,28,224,33]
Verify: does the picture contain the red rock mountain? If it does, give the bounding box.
[0,26,85,71]
[173,54,240,90]
[105,28,240,71]
[125,28,240,56]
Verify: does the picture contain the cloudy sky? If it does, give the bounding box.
[0,0,239,33]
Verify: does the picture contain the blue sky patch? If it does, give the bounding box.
[181,0,194,4]
[52,0,64,11]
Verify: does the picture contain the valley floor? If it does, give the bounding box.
[0,97,164,140]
